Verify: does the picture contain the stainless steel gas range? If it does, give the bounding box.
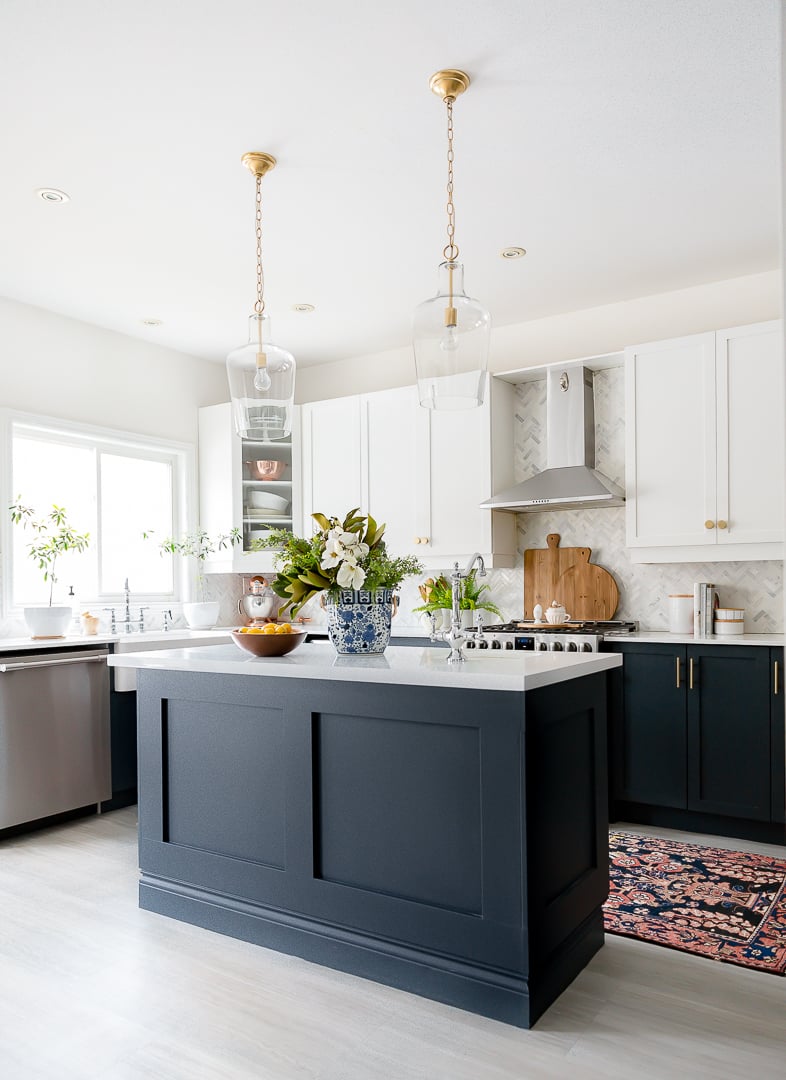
[464,620,637,654]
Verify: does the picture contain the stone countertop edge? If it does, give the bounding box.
[107,641,621,693]
[0,629,234,652]
[614,631,784,646]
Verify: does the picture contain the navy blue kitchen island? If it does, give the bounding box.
[110,642,621,1028]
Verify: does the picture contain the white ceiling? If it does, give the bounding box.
[0,0,780,369]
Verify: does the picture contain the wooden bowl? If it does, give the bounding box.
[230,627,307,657]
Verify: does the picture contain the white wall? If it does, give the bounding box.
[296,269,782,403]
[0,296,228,443]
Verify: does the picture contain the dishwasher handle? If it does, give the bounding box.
[0,653,109,673]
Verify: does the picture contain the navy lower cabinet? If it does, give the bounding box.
[607,642,786,843]
[101,688,138,811]
[772,648,785,825]
[135,667,610,1028]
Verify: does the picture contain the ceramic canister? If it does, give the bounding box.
[668,594,694,635]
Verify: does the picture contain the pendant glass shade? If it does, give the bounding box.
[227,314,296,440]
[413,261,490,410]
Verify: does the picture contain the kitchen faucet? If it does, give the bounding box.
[427,552,487,663]
[104,579,149,634]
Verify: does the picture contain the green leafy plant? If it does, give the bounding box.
[9,498,91,606]
[146,527,241,601]
[413,570,502,617]
[252,508,423,617]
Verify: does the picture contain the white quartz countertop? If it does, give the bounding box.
[108,640,622,692]
[609,632,784,647]
[0,629,233,652]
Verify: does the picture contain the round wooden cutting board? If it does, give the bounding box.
[556,549,619,621]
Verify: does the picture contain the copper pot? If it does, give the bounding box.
[246,459,286,481]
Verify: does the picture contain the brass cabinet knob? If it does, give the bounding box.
[717,519,728,529]
[420,536,430,544]
[704,520,715,530]
[413,537,421,544]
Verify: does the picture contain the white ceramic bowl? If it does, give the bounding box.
[248,489,290,513]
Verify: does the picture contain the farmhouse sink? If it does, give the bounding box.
[112,629,232,691]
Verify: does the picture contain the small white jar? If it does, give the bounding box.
[668,594,694,635]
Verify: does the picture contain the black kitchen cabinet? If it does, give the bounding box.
[772,648,785,824]
[607,641,785,842]
[101,688,138,811]
[607,643,686,808]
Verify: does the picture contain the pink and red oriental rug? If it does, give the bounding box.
[604,832,786,975]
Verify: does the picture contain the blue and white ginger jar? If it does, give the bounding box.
[324,588,395,654]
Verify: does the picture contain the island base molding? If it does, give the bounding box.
[139,873,604,1029]
[136,667,611,1029]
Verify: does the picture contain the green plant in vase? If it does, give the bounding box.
[413,569,502,624]
[9,498,91,637]
[146,527,242,628]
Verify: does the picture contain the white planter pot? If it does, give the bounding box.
[182,601,220,629]
[23,605,73,639]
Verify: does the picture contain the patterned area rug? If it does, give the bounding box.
[604,832,786,974]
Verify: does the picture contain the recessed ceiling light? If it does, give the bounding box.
[35,187,70,204]
[140,317,163,327]
[291,303,315,313]
[500,247,526,260]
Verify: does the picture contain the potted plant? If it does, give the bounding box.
[9,499,91,638]
[148,527,241,628]
[413,570,502,629]
[253,509,422,653]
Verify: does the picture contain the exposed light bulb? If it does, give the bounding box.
[439,326,460,353]
[254,365,272,392]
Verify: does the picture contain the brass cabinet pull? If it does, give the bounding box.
[717,519,728,529]
[776,661,780,696]
[689,656,694,690]
[704,520,715,530]
[676,656,680,688]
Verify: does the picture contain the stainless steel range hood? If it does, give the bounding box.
[481,365,624,513]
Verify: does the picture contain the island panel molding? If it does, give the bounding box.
[133,662,611,1028]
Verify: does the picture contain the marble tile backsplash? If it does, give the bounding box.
[207,365,783,634]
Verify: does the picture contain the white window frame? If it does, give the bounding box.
[0,409,195,616]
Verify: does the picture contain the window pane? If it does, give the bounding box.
[100,454,174,595]
[11,435,96,606]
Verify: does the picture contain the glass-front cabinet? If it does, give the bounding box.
[198,402,301,574]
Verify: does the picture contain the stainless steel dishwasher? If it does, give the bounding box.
[0,647,111,830]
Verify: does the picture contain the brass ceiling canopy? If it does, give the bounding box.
[428,69,470,102]
[240,152,277,179]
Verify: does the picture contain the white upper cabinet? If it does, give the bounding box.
[625,320,783,562]
[198,402,302,575]
[300,378,516,569]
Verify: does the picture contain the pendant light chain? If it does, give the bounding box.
[443,97,459,263]
[254,173,265,315]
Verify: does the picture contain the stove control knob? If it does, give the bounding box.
[491,640,501,649]
[551,641,563,651]
[536,640,548,651]
[478,640,489,649]
[581,642,594,652]
[505,641,514,650]
[566,641,578,652]
[465,640,475,649]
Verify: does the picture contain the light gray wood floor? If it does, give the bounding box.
[0,809,784,1080]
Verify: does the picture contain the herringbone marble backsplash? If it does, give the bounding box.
[208,367,783,633]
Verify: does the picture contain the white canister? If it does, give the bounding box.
[668,594,694,635]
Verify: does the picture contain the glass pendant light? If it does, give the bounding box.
[413,70,490,411]
[227,152,295,440]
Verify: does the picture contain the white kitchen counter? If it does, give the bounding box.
[108,640,621,692]
[610,631,784,647]
[0,629,233,652]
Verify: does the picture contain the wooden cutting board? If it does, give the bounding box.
[524,533,619,621]
[556,548,619,621]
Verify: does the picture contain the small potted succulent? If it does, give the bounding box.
[147,527,241,628]
[413,570,502,629]
[9,499,91,638]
